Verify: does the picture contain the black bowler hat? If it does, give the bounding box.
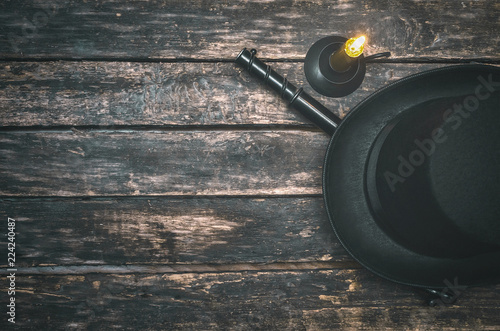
[324,64,500,288]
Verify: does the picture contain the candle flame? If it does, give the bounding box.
[344,36,366,58]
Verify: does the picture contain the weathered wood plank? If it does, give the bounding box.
[1,0,499,60]
[0,130,329,196]
[0,62,451,127]
[0,197,350,266]
[5,270,500,329]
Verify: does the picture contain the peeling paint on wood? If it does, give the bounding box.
[1,0,499,60]
[0,197,347,266]
[6,270,500,329]
[0,62,452,127]
[0,130,329,196]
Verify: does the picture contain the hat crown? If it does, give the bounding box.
[366,93,500,258]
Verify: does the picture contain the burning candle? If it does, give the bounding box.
[330,36,366,72]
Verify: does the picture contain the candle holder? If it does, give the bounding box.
[304,36,388,97]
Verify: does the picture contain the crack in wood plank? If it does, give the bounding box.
[0,261,363,275]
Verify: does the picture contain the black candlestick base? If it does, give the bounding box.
[304,36,366,97]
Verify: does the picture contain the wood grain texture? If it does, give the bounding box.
[0,130,329,196]
[2,0,500,328]
[0,197,350,266]
[0,62,450,127]
[1,0,499,60]
[4,270,500,330]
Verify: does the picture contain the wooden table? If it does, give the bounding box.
[1,0,499,329]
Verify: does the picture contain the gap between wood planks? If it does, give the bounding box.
[0,194,323,201]
[1,57,500,64]
[0,124,322,133]
[0,261,362,275]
